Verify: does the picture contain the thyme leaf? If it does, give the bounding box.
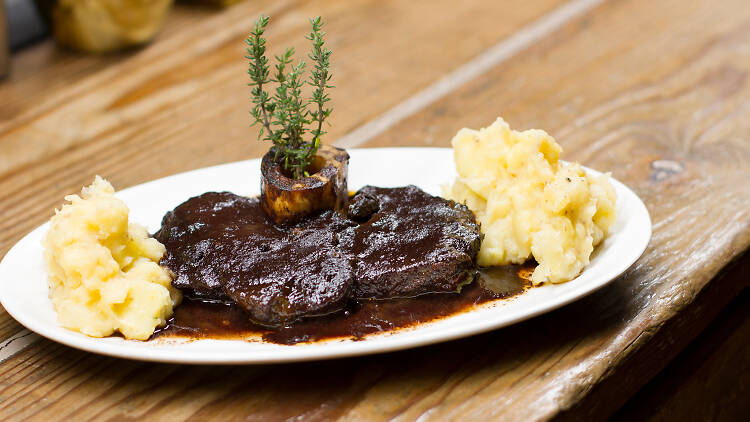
[246,15,333,179]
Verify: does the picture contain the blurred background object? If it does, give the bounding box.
[2,0,49,77]
[35,0,173,53]
[0,1,7,78]
[189,0,244,8]
[5,0,48,50]
[0,0,248,71]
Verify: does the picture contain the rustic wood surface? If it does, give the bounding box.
[612,287,750,422]
[0,0,749,420]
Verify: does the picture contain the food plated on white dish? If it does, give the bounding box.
[0,15,651,364]
[0,147,650,364]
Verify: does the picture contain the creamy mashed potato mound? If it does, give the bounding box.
[43,176,181,340]
[444,118,616,284]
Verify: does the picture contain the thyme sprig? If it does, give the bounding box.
[246,15,334,179]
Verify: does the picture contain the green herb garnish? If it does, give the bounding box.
[246,15,333,179]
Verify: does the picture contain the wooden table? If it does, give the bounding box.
[1,0,749,420]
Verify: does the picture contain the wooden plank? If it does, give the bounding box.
[0,0,568,341]
[555,254,750,421]
[611,289,750,421]
[354,0,750,418]
[0,5,214,121]
[0,0,566,178]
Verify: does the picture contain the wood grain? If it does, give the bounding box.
[611,288,750,422]
[361,0,750,415]
[555,254,750,421]
[1,0,749,420]
[0,4,213,125]
[0,0,567,341]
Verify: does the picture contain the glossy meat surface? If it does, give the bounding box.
[155,192,260,300]
[223,211,354,325]
[155,192,354,325]
[155,186,482,326]
[342,186,483,298]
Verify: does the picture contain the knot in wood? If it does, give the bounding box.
[650,159,684,182]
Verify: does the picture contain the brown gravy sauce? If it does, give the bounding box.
[153,265,533,345]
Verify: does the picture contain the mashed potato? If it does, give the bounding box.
[444,118,616,284]
[43,176,181,340]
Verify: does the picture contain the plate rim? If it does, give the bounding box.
[0,147,652,364]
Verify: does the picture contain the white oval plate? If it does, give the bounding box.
[0,148,651,364]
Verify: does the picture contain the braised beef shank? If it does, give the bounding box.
[155,186,482,326]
